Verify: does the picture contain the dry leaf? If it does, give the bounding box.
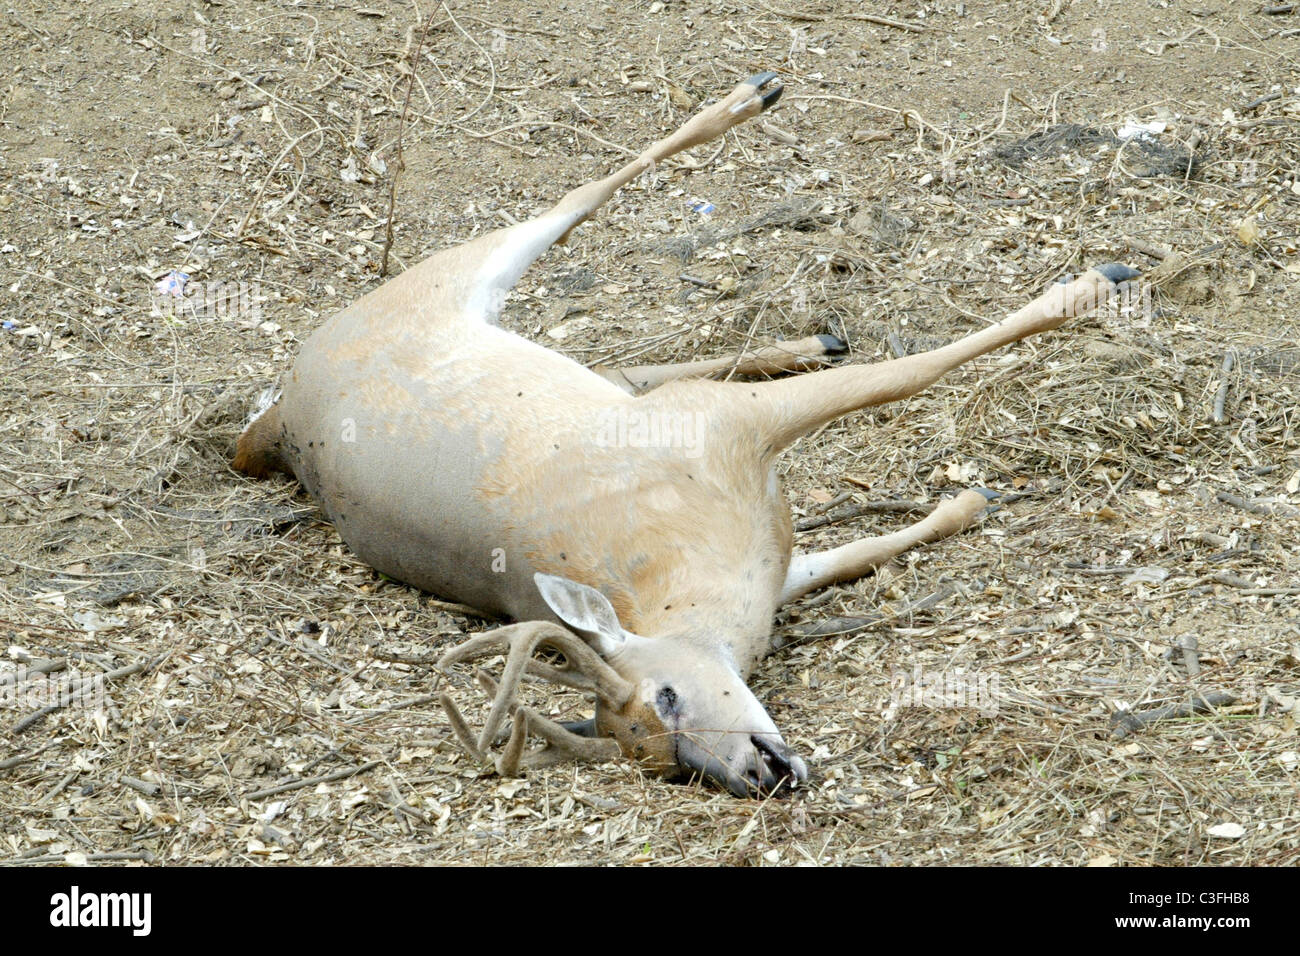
[1236,216,1260,246]
[1206,822,1245,839]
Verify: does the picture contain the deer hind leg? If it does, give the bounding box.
[594,332,846,394]
[446,73,784,324]
[742,264,1141,454]
[779,489,995,604]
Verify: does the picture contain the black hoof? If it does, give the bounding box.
[560,717,598,738]
[1094,262,1141,284]
[816,332,848,354]
[962,487,1004,519]
[1057,263,1141,286]
[744,71,783,111]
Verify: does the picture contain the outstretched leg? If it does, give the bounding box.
[738,264,1141,456]
[594,333,846,394]
[396,72,785,325]
[779,489,994,604]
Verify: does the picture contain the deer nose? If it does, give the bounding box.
[747,734,808,795]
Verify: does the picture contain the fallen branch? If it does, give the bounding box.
[796,498,935,532]
[243,760,382,801]
[380,10,436,276]
[1211,349,1236,424]
[1212,571,1300,596]
[1216,490,1298,517]
[773,584,957,649]
[2,850,157,865]
[9,657,161,736]
[1110,691,1237,738]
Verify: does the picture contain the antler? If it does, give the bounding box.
[436,620,631,776]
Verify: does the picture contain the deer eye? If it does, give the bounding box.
[656,686,681,718]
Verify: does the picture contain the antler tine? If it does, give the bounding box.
[438,692,486,764]
[496,708,530,777]
[435,624,537,670]
[438,619,633,771]
[470,622,558,752]
[524,629,634,707]
[520,708,621,769]
[475,672,620,774]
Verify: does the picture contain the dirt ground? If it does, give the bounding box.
[2,0,1297,866]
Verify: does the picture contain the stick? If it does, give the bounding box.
[2,850,158,865]
[1179,634,1200,678]
[773,584,957,649]
[1211,349,1235,424]
[760,5,928,32]
[846,13,928,33]
[1110,691,1236,738]
[1241,91,1283,111]
[1123,236,1172,260]
[120,775,161,796]
[1216,490,1298,516]
[344,692,441,724]
[1212,571,1300,596]
[9,657,160,735]
[380,11,436,276]
[0,659,66,686]
[242,760,381,800]
[795,498,935,532]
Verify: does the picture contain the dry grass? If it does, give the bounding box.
[1,0,1298,866]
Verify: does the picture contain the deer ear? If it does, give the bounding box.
[534,573,629,656]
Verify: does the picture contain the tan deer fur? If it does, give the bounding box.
[234,72,1136,796]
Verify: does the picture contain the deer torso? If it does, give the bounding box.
[274,285,793,676]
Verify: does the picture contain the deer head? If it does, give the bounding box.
[437,573,808,797]
[534,573,808,797]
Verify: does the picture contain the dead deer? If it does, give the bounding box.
[233,72,1137,797]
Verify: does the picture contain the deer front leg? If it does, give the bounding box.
[779,489,995,604]
[745,264,1140,454]
[442,73,785,322]
[594,332,846,394]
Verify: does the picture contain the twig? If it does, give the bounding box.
[1110,691,1237,738]
[39,772,78,803]
[795,498,934,532]
[846,13,928,33]
[811,491,855,514]
[1241,91,1284,111]
[243,760,382,800]
[9,657,161,736]
[1216,490,1298,516]
[1179,634,1201,678]
[120,775,161,796]
[759,4,927,32]
[380,11,436,276]
[1124,236,1172,260]
[232,128,326,238]
[774,584,957,649]
[345,692,441,724]
[1211,349,1236,424]
[0,659,66,686]
[1212,571,1300,596]
[11,706,60,735]
[1,850,157,865]
[0,747,51,772]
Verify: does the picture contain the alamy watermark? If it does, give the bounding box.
[593,407,708,458]
[1,667,108,712]
[151,270,263,322]
[884,665,1001,719]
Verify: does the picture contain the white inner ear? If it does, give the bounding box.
[534,573,629,656]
